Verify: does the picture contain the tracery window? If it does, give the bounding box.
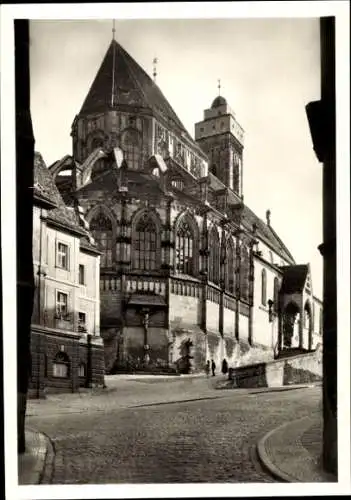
[240,244,250,300]
[225,239,235,294]
[209,228,220,285]
[261,269,267,306]
[89,209,113,268]
[175,219,195,275]
[121,129,141,170]
[133,213,158,271]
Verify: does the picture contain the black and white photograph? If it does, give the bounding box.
[1,2,350,499]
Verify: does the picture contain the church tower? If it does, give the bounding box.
[195,92,244,197]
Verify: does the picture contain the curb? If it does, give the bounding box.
[39,430,55,484]
[19,429,55,485]
[256,416,312,483]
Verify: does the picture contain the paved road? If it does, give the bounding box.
[27,376,321,484]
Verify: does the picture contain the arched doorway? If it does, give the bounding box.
[282,302,301,348]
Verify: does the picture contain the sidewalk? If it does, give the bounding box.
[257,413,337,482]
[18,429,54,485]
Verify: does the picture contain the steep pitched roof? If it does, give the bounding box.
[34,152,86,236]
[241,205,295,264]
[280,264,309,294]
[79,40,203,154]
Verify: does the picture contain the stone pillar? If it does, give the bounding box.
[306,17,337,477]
[16,20,35,453]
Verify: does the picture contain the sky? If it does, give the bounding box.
[29,18,323,297]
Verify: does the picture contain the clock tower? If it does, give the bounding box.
[195,94,244,197]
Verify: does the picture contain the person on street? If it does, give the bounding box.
[205,360,210,377]
[221,358,228,375]
[211,359,216,377]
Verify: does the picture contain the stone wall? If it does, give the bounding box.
[28,327,105,397]
[228,346,322,388]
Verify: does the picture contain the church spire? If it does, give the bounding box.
[111,20,116,107]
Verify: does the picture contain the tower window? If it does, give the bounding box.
[121,129,141,170]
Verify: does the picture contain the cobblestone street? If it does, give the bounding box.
[26,377,321,484]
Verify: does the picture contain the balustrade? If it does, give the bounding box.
[170,277,201,298]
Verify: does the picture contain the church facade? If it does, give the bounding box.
[50,39,322,374]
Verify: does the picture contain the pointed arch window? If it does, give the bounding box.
[240,244,250,300]
[176,218,195,275]
[133,213,158,270]
[225,239,235,294]
[209,228,220,285]
[121,128,141,170]
[90,209,113,268]
[261,268,267,306]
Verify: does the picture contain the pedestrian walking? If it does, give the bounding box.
[211,359,216,377]
[205,360,210,377]
[221,358,228,375]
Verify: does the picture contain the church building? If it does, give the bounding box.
[49,38,323,374]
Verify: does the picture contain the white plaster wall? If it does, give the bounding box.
[223,308,235,336]
[206,301,220,332]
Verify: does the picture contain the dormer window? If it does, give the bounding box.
[152,167,160,177]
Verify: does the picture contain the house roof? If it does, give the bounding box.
[280,264,309,294]
[34,153,100,253]
[79,40,204,157]
[34,153,83,231]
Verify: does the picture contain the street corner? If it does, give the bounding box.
[18,429,55,485]
[256,414,332,483]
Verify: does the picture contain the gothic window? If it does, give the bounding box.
[261,269,267,306]
[209,228,220,285]
[240,244,250,300]
[225,239,235,294]
[133,213,158,271]
[176,218,195,275]
[121,129,141,170]
[89,209,113,268]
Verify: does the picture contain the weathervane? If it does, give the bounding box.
[112,19,116,40]
[153,57,158,82]
[218,79,221,96]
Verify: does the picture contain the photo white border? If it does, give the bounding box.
[1,2,350,499]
